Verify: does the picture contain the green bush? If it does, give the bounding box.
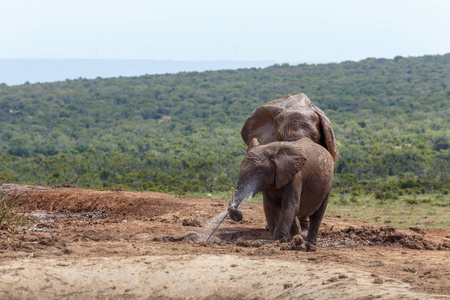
[0,54,449,195]
[351,190,360,196]
[374,190,381,200]
[405,198,419,205]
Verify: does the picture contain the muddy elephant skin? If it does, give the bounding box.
[240,93,339,163]
[228,138,334,250]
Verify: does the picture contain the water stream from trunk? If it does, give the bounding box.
[196,210,229,242]
[196,194,254,242]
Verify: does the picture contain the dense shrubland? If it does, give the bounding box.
[0,54,449,200]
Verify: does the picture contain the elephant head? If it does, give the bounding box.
[228,138,307,222]
[240,93,339,163]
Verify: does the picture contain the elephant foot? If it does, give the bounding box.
[272,229,290,243]
[305,241,317,252]
[278,236,290,244]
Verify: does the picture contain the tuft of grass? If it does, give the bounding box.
[0,186,28,228]
[405,198,419,205]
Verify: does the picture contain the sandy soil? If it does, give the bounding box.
[1,183,449,300]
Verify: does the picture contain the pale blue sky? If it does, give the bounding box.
[1,0,449,62]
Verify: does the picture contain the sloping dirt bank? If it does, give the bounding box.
[1,184,449,299]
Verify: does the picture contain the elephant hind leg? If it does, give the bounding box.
[299,216,309,237]
[290,217,300,237]
[305,194,330,251]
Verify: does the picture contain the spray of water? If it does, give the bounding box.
[196,193,255,243]
[196,210,229,242]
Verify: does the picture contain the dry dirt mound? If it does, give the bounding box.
[319,223,450,250]
[1,183,450,299]
[2,183,186,218]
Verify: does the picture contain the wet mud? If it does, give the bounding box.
[1,183,449,299]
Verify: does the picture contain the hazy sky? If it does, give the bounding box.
[1,0,449,63]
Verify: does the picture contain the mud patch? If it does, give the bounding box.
[151,223,450,252]
[319,225,450,250]
[0,229,71,254]
[182,218,202,227]
[235,238,264,248]
[1,183,450,298]
[152,232,199,242]
[280,235,309,251]
[26,210,109,230]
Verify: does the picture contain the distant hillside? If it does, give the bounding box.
[0,59,275,86]
[0,54,449,197]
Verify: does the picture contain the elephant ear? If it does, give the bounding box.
[312,105,340,163]
[241,105,285,145]
[274,143,307,189]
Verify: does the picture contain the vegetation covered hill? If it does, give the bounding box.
[0,54,449,199]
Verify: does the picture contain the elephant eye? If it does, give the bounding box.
[254,168,263,176]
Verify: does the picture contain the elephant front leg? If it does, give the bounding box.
[262,192,280,236]
[273,194,300,243]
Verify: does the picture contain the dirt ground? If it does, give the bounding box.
[1,183,449,300]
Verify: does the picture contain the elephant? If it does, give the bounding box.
[240,93,339,163]
[240,93,339,233]
[227,137,334,251]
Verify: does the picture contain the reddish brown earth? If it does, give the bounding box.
[1,183,449,299]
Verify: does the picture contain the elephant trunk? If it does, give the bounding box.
[228,180,257,222]
[228,206,243,222]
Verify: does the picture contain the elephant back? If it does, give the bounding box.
[241,93,340,163]
[267,93,313,110]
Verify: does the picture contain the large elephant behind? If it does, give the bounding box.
[240,93,339,163]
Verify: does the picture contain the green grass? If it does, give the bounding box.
[327,193,450,229]
[195,190,450,229]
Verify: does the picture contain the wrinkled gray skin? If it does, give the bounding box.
[228,138,334,250]
[240,93,339,233]
[241,93,339,163]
